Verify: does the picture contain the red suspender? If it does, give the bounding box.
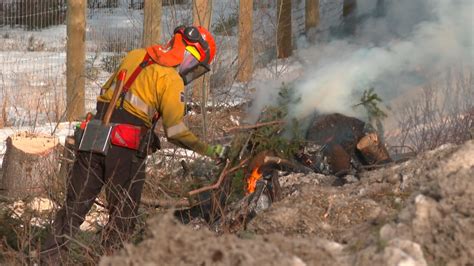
[119,53,155,108]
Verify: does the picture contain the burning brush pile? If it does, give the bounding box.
[215,110,394,233]
[144,86,398,232]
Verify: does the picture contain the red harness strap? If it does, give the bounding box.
[119,53,155,108]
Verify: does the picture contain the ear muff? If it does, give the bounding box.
[184,27,202,43]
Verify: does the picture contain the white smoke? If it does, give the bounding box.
[288,0,474,119]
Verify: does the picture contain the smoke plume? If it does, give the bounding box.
[277,0,473,120]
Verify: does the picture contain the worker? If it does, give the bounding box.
[41,25,224,261]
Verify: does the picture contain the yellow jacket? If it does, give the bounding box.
[98,48,209,155]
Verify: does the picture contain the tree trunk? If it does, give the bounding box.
[237,0,253,82]
[375,0,386,17]
[305,0,320,31]
[1,132,61,199]
[192,0,213,139]
[277,0,292,58]
[66,0,86,121]
[143,0,162,47]
[342,0,357,35]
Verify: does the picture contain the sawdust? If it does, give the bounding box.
[10,132,59,154]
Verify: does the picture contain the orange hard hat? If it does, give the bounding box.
[173,25,217,85]
[146,25,217,85]
[174,25,216,65]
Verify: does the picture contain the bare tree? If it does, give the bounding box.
[143,0,162,47]
[305,0,320,31]
[277,0,292,58]
[342,0,357,35]
[375,0,386,17]
[192,0,213,138]
[66,0,86,120]
[237,0,254,82]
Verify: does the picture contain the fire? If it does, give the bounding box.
[246,167,262,194]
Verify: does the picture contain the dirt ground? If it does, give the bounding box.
[101,140,474,266]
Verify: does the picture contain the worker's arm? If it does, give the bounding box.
[159,74,210,156]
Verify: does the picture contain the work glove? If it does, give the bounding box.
[205,144,228,161]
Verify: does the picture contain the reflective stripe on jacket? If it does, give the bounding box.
[98,48,208,155]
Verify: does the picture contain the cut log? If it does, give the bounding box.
[1,132,61,199]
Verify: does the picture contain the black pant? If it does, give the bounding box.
[41,103,147,259]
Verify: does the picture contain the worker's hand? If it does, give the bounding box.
[205,144,228,161]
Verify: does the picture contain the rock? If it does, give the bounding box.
[343,175,359,183]
[379,224,396,242]
[291,256,307,266]
[383,239,427,266]
[385,173,402,185]
[413,195,441,232]
[383,246,423,266]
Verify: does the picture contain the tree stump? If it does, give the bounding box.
[1,132,61,198]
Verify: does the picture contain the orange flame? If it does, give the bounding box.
[246,167,262,194]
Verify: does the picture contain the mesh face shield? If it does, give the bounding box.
[178,50,210,85]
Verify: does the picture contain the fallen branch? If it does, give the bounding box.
[223,120,286,133]
[140,196,191,208]
[263,156,313,173]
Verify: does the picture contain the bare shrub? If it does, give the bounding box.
[213,13,238,36]
[26,35,45,52]
[394,70,474,153]
[98,28,141,53]
[101,53,125,73]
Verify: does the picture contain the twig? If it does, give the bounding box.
[180,160,191,180]
[323,201,333,219]
[59,157,75,164]
[50,91,80,136]
[156,184,174,200]
[188,160,231,196]
[227,158,249,173]
[388,145,417,154]
[93,200,107,209]
[187,158,249,196]
[223,120,286,133]
[263,156,313,173]
[239,133,253,160]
